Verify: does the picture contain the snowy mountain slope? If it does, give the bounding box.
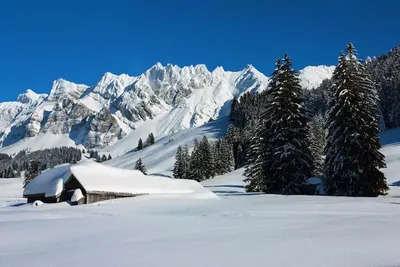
[298,65,335,89]
[0,64,334,152]
[104,116,230,175]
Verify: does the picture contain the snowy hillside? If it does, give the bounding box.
[104,117,230,174]
[0,63,333,153]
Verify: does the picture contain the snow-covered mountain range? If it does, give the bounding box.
[0,63,334,153]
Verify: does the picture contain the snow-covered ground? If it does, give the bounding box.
[1,173,400,267]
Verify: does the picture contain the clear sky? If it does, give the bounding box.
[0,0,399,101]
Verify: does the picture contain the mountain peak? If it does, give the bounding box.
[47,78,89,102]
[17,89,41,104]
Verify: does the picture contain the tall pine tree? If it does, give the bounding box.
[309,114,326,177]
[266,54,314,194]
[324,43,388,196]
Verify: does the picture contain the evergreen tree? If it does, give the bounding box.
[187,143,200,181]
[230,97,239,122]
[101,154,107,162]
[137,138,144,150]
[214,139,235,175]
[309,114,326,177]
[265,55,314,194]
[198,136,215,180]
[244,118,273,192]
[188,138,212,181]
[182,145,190,179]
[173,146,185,179]
[24,160,40,188]
[134,158,147,175]
[108,154,112,161]
[324,43,388,196]
[147,133,155,146]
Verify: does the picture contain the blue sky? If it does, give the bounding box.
[0,0,399,101]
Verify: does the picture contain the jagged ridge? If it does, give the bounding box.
[0,63,334,150]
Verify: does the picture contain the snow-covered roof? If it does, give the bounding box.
[23,162,215,198]
[23,164,71,197]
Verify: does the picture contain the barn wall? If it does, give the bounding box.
[85,193,145,204]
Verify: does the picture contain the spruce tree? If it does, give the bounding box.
[265,55,314,194]
[198,136,214,180]
[147,133,155,146]
[173,146,185,179]
[182,145,190,179]
[324,43,388,196]
[108,154,112,161]
[309,114,326,177]
[244,118,273,192]
[137,138,144,150]
[214,139,235,175]
[134,158,147,175]
[101,154,107,162]
[24,160,40,188]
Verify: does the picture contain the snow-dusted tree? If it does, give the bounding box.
[309,114,326,177]
[198,136,215,180]
[108,154,112,161]
[101,154,107,162]
[187,139,201,181]
[245,56,314,194]
[324,43,388,196]
[214,139,235,175]
[244,117,273,192]
[137,138,144,150]
[24,160,40,188]
[188,136,214,181]
[147,133,155,146]
[134,158,147,175]
[182,145,190,179]
[173,146,185,179]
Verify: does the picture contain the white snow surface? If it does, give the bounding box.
[2,175,400,266]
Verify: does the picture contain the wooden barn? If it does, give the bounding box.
[23,161,209,205]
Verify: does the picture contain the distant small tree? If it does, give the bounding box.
[108,154,112,161]
[137,138,144,150]
[101,154,107,162]
[82,149,86,154]
[134,158,147,175]
[147,133,155,146]
[24,160,40,188]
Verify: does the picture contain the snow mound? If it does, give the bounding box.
[71,189,84,202]
[32,200,44,207]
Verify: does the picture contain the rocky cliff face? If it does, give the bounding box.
[0,63,334,149]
